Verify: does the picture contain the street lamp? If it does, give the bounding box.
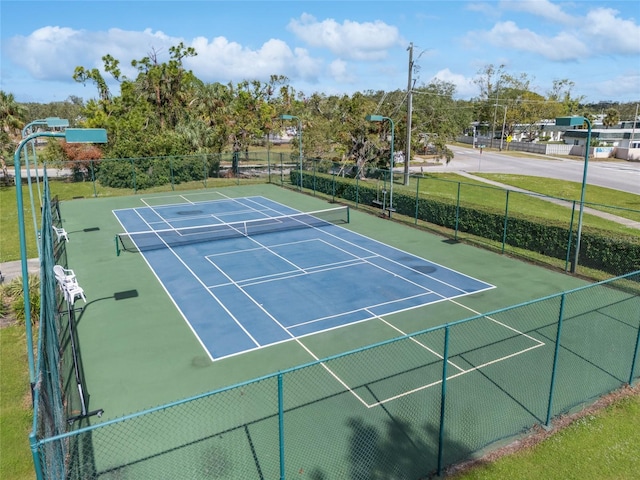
[279,114,303,190]
[14,128,107,391]
[556,116,592,273]
[366,114,395,218]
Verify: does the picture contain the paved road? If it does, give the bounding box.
[413,147,640,195]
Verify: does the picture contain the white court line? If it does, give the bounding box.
[289,291,435,330]
[368,310,466,373]
[128,208,263,352]
[362,303,547,408]
[206,244,372,408]
[367,342,545,408]
[121,195,507,408]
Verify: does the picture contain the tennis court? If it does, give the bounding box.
[113,194,494,360]
[36,183,640,479]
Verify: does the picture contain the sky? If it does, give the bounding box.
[1,0,639,104]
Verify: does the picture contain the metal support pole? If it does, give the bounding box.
[404,42,413,186]
[571,118,592,273]
[14,132,66,389]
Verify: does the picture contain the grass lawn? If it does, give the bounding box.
[474,173,640,225]
[451,386,640,479]
[0,324,35,480]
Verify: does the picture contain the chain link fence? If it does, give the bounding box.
[31,189,640,480]
[290,161,640,277]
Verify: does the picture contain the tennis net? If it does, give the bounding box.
[116,205,349,254]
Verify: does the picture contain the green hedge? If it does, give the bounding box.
[292,171,640,276]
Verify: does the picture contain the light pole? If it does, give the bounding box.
[279,114,302,190]
[366,114,395,218]
[21,118,70,256]
[556,116,592,273]
[496,105,507,151]
[14,128,107,391]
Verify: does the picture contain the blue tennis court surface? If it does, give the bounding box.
[114,196,495,360]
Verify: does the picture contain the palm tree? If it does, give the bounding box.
[0,90,26,182]
[0,90,26,135]
[602,108,620,129]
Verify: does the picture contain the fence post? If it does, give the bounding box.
[414,176,420,225]
[355,173,359,207]
[628,307,640,386]
[266,148,271,184]
[90,160,97,198]
[203,155,208,188]
[130,158,137,193]
[454,182,461,241]
[29,433,45,480]
[501,190,510,254]
[332,167,336,202]
[313,159,317,197]
[170,157,175,191]
[565,201,576,272]
[546,293,566,426]
[437,326,450,476]
[278,373,286,480]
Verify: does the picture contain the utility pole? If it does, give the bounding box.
[404,42,414,186]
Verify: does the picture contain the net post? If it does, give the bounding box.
[115,235,121,256]
[546,293,566,426]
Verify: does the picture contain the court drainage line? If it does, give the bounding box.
[130,209,263,350]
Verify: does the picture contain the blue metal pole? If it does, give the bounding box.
[388,117,395,218]
[437,326,450,476]
[298,118,303,191]
[546,293,566,426]
[14,131,65,388]
[628,306,640,386]
[572,118,592,273]
[22,147,41,257]
[278,373,285,480]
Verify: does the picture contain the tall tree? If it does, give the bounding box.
[0,90,27,180]
[603,108,620,128]
[131,43,198,130]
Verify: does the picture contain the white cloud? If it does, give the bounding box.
[584,8,640,55]
[6,26,325,87]
[187,37,322,83]
[499,0,575,25]
[467,4,640,63]
[471,21,589,61]
[287,13,403,61]
[328,59,356,84]
[431,68,478,98]
[7,26,178,81]
[592,71,640,100]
